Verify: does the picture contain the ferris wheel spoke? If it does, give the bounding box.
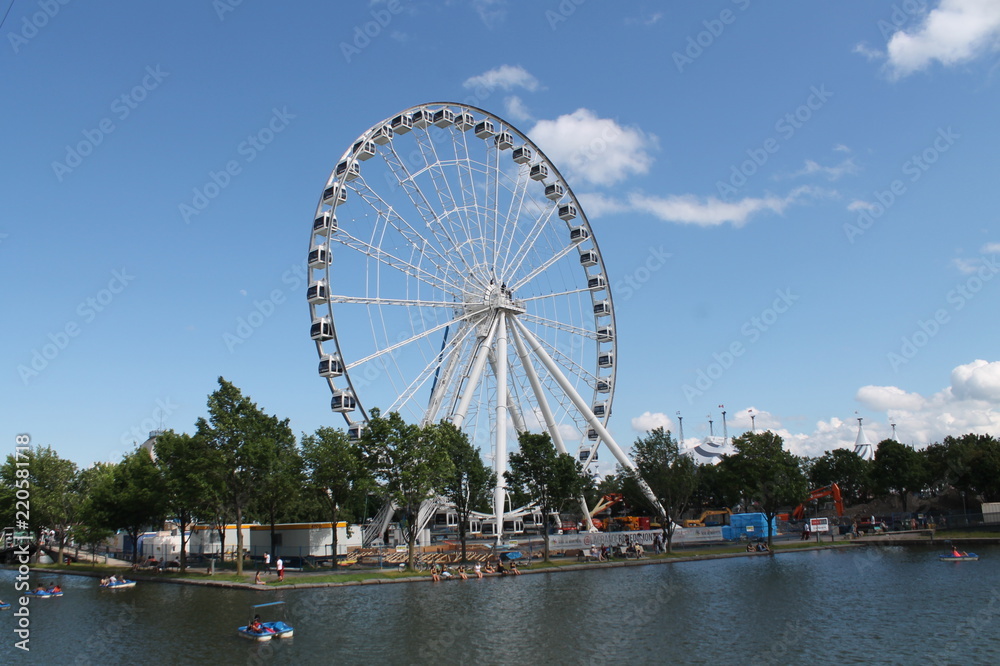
[451,129,490,271]
[518,312,598,340]
[520,325,598,386]
[416,130,478,269]
[426,322,478,423]
[518,287,595,302]
[496,164,538,281]
[382,139,480,281]
[509,241,579,293]
[349,177,463,284]
[345,310,477,371]
[333,230,464,295]
[500,200,560,284]
[386,320,477,416]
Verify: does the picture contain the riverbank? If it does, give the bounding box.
[10,541,865,591]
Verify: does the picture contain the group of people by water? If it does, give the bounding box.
[431,558,521,581]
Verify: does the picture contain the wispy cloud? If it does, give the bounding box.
[463,64,540,93]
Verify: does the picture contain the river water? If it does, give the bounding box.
[2,545,998,664]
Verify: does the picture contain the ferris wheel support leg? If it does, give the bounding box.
[509,322,599,530]
[511,318,663,515]
[451,315,500,428]
[489,352,527,434]
[494,313,510,545]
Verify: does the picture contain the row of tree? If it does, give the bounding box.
[3,376,995,564]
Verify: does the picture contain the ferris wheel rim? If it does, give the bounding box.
[308,101,619,461]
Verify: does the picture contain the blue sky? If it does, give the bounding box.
[3,0,999,469]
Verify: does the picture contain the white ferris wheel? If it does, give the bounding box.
[307,102,639,539]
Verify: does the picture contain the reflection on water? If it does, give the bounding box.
[1,545,997,664]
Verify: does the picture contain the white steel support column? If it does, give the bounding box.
[493,313,509,544]
[512,318,662,513]
[509,322,594,532]
[451,315,499,428]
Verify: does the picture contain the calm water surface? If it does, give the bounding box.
[2,545,998,664]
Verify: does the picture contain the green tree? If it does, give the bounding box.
[0,445,79,563]
[301,426,372,565]
[155,431,222,572]
[90,449,167,563]
[624,427,697,553]
[249,418,301,557]
[437,422,495,564]
[809,448,871,504]
[74,462,118,560]
[720,431,808,548]
[196,377,289,575]
[505,431,586,562]
[872,439,927,510]
[363,409,454,570]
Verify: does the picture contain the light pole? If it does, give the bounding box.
[676,411,684,449]
[748,408,756,433]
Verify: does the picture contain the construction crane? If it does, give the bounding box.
[792,484,844,520]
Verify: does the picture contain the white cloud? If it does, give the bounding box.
[782,158,858,181]
[471,0,507,28]
[631,411,674,433]
[981,242,1000,253]
[625,186,816,228]
[951,359,1000,401]
[503,95,532,122]
[884,0,1000,78]
[463,65,540,93]
[856,385,927,411]
[528,108,657,187]
[953,256,982,274]
[848,200,878,212]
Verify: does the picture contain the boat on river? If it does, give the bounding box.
[237,601,294,641]
[100,579,137,589]
[940,552,979,561]
[0,601,10,610]
[29,589,63,598]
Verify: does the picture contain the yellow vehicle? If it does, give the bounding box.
[682,509,732,528]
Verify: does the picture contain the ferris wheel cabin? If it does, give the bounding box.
[598,351,614,368]
[335,160,360,182]
[372,124,393,145]
[592,401,609,418]
[512,146,532,164]
[593,300,612,317]
[318,354,344,378]
[313,211,337,235]
[474,120,495,138]
[308,245,331,269]
[587,428,600,441]
[322,184,347,206]
[455,112,475,131]
[310,317,334,341]
[596,378,613,393]
[352,140,377,161]
[579,250,599,267]
[307,280,329,305]
[587,274,607,291]
[569,226,590,243]
[529,163,548,181]
[432,108,455,127]
[390,113,413,134]
[331,390,357,413]
[545,183,565,200]
[494,131,514,150]
[579,445,598,462]
[558,204,578,221]
[410,108,431,129]
[347,423,365,441]
[597,326,614,343]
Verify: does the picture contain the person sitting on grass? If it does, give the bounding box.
[254,571,266,585]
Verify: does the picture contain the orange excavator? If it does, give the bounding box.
[589,494,624,530]
[792,484,844,520]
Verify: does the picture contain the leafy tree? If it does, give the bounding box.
[74,462,118,560]
[155,430,222,572]
[437,422,494,564]
[624,427,697,553]
[301,426,372,564]
[720,431,808,548]
[0,445,79,563]
[505,431,586,562]
[809,448,872,504]
[363,409,454,570]
[90,449,167,563]
[872,439,927,510]
[248,418,301,557]
[196,377,290,575]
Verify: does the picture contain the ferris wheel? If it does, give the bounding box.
[308,102,636,537]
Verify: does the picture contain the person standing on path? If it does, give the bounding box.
[263,552,271,573]
[276,557,285,582]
